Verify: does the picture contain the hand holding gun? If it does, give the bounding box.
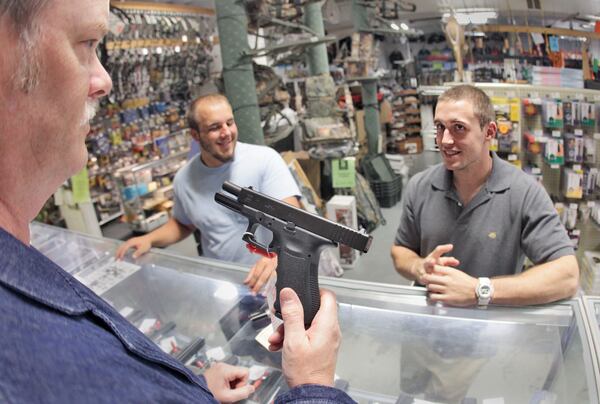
[215,181,372,327]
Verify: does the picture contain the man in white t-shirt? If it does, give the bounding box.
[116,94,301,292]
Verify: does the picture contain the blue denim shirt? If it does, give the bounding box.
[0,227,353,403]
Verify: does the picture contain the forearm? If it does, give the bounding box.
[391,245,423,281]
[145,217,194,248]
[491,255,579,305]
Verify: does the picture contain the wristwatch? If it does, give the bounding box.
[476,277,494,307]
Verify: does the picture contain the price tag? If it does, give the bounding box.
[572,229,581,236]
[594,133,600,140]
[508,91,516,98]
[552,92,560,99]
[570,203,578,209]
[576,93,584,100]
[574,164,582,171]
[551,164,560,169]
[534,129,544,137]
[588,201,596,207]
[594,95,600,102]
[508,154,518,161]
[574,129,583,136]
[206,347,226,361]
[531,92,539,99]
[552,130,562,138]
[536,136,548,143]
[532,167,542,174]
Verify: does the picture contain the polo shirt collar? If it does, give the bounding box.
[0,226,90,315]
[430,151,512,193]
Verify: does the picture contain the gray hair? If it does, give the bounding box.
[0,0,49,92]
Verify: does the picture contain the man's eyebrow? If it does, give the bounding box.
[86,22,109,36]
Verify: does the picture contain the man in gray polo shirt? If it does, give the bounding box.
[391,85,579,307]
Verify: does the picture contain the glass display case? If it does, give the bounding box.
[114,145,189,233]
[30,222,600,403]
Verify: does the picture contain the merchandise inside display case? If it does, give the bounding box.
[30,222,600,403]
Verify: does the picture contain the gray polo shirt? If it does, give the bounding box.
[394,152,574,279]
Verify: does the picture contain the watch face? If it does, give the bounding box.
[478,285,491,298]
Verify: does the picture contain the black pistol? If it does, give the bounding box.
[215,181,372,327]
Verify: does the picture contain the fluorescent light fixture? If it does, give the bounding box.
[400,22,409,31]
[443,8,497,25]
[182,34,188,43]
[390,22,400,30]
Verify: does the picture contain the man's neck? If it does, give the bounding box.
[452,154,493,205]
[199,152,224,168]
[0,198,30,244]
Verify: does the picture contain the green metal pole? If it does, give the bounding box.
[214,0,264,145]
[351,0,371,33]
[361,78,379,156]
[304,1,329,76]
[352,0,380,156]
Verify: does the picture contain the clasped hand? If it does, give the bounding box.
[417,244,478,306]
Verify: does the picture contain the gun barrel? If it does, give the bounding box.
[222,181,242,196]
[215,192,243,213]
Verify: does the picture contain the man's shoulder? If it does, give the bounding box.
[237,141,278,157]
[173,155,200,184]
[407,162,444,189]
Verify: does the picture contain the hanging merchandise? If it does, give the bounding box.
[581,102,596,128]
[541,99,564,129]
[562,167,584,199]
[491,97,521,155]
[565,134,585,163]
[78,4,217,229]
[544,138,565,165]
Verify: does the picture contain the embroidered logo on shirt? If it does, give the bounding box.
[488,232,497,239]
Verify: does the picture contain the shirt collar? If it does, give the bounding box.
[0,227,90,315]
[430,151,512,193]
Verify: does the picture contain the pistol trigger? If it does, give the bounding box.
[242,232,276,258]
[245,243,276,258]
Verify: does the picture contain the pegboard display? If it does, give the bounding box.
[84,3,217,226]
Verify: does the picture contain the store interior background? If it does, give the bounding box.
[43,0,600,291]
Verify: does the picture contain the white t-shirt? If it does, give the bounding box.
[172,142,300,265]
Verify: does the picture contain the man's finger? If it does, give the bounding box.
[219,385,255,403]
[430,244,454,260]
[279,288,306,344]
[426,283,445,293]
[438,256,460,267]
[421,273,447,286]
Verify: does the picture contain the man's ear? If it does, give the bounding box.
[485,122,497,140]
[190,129,200,142]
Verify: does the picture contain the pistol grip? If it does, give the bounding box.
[274,246,321,329]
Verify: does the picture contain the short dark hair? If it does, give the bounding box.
[187,93,231,132]
[437,85,495,129]
[0,0,49,33]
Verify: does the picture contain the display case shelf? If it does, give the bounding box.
[29,222,600,403]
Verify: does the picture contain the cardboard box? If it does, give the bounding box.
[326,195,358,268]
[282,151,322,212]
[396,136,423,154]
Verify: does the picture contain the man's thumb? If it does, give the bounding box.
[280,288,305,337]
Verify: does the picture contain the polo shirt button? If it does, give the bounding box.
[457,202,462,207]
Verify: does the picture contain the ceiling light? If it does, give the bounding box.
[443,8,497,25]
[400,22,409,31]
[390,22,400,30]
